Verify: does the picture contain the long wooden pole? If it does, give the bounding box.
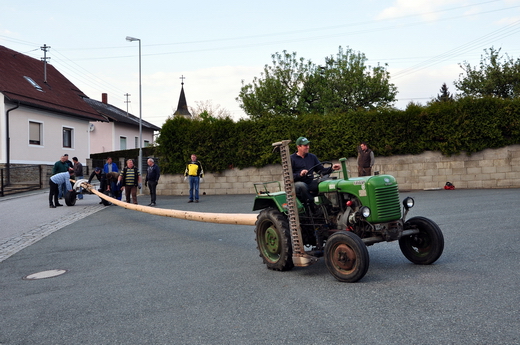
[77,180,257,226]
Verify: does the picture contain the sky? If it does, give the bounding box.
[1,0,520,127]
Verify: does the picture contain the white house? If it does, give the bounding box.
[0,45,107,168]
[85,93,160,154]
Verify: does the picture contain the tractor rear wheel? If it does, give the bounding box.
[325,231,369,282]
[255,208,294,271]
[399,216,444,265]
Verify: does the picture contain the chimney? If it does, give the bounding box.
[102,93,108,104]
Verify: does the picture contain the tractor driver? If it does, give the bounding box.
[291,137,340,207]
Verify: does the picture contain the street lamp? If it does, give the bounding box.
[126,36,143,193]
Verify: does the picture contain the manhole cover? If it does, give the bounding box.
[23,269,68,280]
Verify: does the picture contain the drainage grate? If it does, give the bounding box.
[22,269,68,280]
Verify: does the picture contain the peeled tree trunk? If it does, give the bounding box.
[76,180,257,226]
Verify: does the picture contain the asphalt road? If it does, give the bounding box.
[0,189,519,344]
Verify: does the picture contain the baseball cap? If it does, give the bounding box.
[94,167,101,172]
[295,137,310,146]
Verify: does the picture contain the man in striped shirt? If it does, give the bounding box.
[118,159,142,204]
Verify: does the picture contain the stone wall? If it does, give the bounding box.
[0,164,49,188]
[155,145,520,196]
[370,145,520,190]
[6,145,519,193]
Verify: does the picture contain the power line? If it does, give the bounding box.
[50,48,128,104]
[391,19,520,80]
[47,3,519,62]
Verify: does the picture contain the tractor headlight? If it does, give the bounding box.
[403,197,414,210]
[360,206,371,218]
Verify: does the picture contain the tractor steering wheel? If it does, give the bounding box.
[306,161,333,181]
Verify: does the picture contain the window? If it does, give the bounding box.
[134,136,139,148]
[24,76,43,92]
[29,121,42,145]
[63,127,73,148]
[144,140,150,147]
[120,136,127,150]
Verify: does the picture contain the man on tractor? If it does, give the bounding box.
[291,137,340,210]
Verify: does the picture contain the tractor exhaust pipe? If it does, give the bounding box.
[340,157,349,180]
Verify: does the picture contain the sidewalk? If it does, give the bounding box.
[0,189,106,262]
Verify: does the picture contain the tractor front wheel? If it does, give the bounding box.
[255,208,294,271]
[325,231,369,283]
[399,216,444,265]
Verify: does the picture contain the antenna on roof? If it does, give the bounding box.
[124,93,131,116]
[40,44,51,83]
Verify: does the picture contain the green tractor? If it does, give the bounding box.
[253,140,444,282]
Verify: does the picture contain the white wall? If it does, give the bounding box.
[89,121,114,153]
[0,95,6,162]
[1,103,91,165]
[90,120,156,154]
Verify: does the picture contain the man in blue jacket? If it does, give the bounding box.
[104,157,119,199]
[103,156,119,174]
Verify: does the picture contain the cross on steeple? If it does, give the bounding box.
[180,75,186,86]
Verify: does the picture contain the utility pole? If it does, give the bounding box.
[124,93,131,115]
[40,44,51,83]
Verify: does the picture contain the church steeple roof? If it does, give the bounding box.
[173,75,192,118]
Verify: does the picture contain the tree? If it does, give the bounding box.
[237,47,397,119]
[315,47,397,112]
[435,83,454,102]
[189,100,231,120]
[454,47,520,99]
[237,51,314,118]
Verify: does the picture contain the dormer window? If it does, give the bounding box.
[24,76,43,92]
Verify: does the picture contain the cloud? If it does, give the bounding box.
[496,15,520,25]
[389,63,461,107]
[376,0,465,22]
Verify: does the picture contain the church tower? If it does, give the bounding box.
[173,75,192,118]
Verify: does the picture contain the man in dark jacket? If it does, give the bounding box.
[88,167,108,204]
[145,158,160,206]
[72,157,84,200]
[357,142,375,177]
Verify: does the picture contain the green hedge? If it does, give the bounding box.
[155,97,520,174]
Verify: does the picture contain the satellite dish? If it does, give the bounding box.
[89,123,95,132]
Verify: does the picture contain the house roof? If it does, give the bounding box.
[0,45,106,121]
[84,97,161,131]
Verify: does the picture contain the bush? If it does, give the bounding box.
[155,97,520,174]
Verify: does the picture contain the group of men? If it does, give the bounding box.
[49,154,83,208]
[50,140,370,209]
[49,154,205,208]
[87,157,161,206]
